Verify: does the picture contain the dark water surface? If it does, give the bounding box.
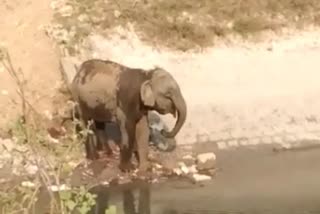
[85,145,320,214]
[32,143,320,214]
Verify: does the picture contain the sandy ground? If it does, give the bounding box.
[0,0,61,129]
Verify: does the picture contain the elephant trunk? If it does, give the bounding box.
[161,91,187,138]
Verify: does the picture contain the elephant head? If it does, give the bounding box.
[140,67,187,138]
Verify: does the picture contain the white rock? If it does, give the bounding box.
[59,5,73,17]
[182,155,195,166]
[173,168,182,176]
[21,181,36,188]
[178,162,189,174]
[154,163,163,169]
[0,151,12,160]
[188,165,198,174]
[1,138,15,152]
[101,181,109,186]
[192,173,212,182]
[49,184,71,192]
[25,164,39,175]
[196,152,216,171]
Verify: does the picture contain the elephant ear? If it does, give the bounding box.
[140,80,155,107]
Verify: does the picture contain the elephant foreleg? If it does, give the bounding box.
[135,115,150,172]
[119,119,135,172]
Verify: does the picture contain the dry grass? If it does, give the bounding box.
[56,0,320,51]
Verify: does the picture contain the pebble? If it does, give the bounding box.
[192,173,212,182]
[178,162,189,175]
[188,165,198,174]
[1,138,15,152]
[49,184,71,192]
[181,155,195,166]
[196,152,216,171]
[25,164,39,175]
[21,181,36,188]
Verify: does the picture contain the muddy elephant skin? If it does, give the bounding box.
[71,59,187,172]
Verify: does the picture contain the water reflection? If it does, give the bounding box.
[89,180,151,214]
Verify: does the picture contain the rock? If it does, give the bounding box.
[58,5,73,17]
[173,168,183,176]
[188,165,198,174]
[148,112,176,152]
[178,162,189,175]
[1,138,15,152]
[48,184,71,192]
[21,181,36,188]
[191,173,212,182]
[181,155,195,166]
[196,152,216,171]
[25,164,39,175]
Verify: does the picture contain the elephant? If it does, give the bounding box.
[70,59,187,172]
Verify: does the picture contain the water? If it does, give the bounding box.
[85,145,320,214]
[29,143,320,214]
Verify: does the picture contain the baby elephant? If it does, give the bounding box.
[71,59,187,172]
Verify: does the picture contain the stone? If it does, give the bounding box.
[188,165,198,174]
[48,184,71,192]
[192,173,212,182]
[178,162,189,175]
[196,152,216,171]
[25,164,39,175]
[173,168,183,176]
[21,181,36,188]
[0,138,15,152]
[217,141,227,149]
[181,155,195,166]
[228,140,239,147]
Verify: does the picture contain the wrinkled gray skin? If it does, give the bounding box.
[71,59,187,172]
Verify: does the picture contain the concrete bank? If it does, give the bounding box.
[60,31,320,150]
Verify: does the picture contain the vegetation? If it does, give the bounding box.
[54,0,320,51]
[0,47,103,214]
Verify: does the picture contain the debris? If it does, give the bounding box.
[58,5,73,17]
[178,162,189,175]
[101,181,109,186]
[196,152,216,171]
[25,164,39,175]
[173,168,183,176]
[188,165,198,174]
[181,155,195,166]
[49,184,71,192]
[21,181,36,188]
[1,138,15,152]
[191,173,212,182]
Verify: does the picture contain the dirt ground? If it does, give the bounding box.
[0,0,62,129]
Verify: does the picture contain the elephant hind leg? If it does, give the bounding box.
[84,120,99,160]
[94,121,113,156]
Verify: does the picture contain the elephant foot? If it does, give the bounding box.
[86,152,99,161]
[138,161,151,172]
[136,169,152,179]
[119,161,135,172]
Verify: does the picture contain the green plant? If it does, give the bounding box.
[0,183,40,214]
[59,186,97,214]
[105,205,117,214]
